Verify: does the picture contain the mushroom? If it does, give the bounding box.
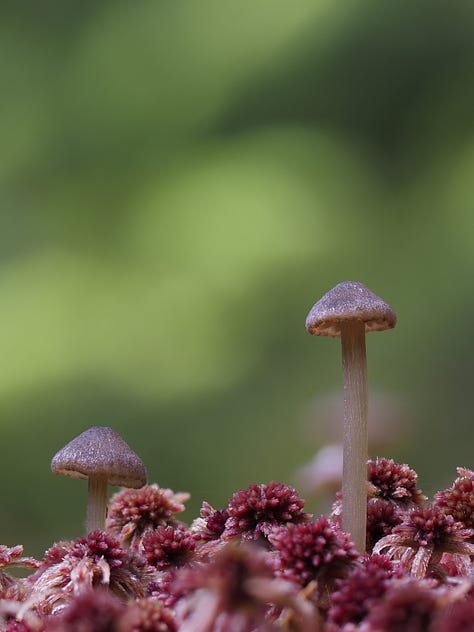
[305,281,396,552]
[51,426,147,533]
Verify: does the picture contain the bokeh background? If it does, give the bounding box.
[2,0,474,557]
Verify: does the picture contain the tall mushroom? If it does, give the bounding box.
[51,426,147,533]
[305,281,396,552]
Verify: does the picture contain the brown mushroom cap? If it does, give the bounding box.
[305,281,397,338]
[51,426,147,488]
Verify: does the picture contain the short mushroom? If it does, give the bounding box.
[51,426,147,533]
[305,281,396,552]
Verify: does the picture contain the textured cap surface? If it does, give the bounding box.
[51,426,147,487]
[306,281,397,338]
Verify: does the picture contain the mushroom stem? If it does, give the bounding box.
[340,320,368,553]
[86,475,109,533]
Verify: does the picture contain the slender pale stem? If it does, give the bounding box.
[86,475,108,533]
[340,320,368,553]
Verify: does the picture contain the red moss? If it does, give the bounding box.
[431,598,474,632]
[29,531,151,614]
[435,468,474,529]
[366,498,403,552]
[392,506,473,549]
[71,531,126,568]
[192,502,229,542]
[223,481,309,540]
[176,543,274,606]
[48,589,124,631]
[142,525,196,570]
[374,505,474,578]
[364,579,439,632]
[367,458,426,507]
[0,546,39,570]
[120,598,177,632]
[269,516,358,588]
[106,485,189,550]
[0,545,40,595]
[327,554,405,627]
[4,624,38,632]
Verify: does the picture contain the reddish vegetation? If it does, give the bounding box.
[4,467,474,630]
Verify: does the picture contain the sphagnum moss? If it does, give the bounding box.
[2,283,474,631]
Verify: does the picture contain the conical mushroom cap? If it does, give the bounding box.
[306,281,397,338]
[51,426,147,488]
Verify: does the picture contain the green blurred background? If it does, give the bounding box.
[2,0,474,557]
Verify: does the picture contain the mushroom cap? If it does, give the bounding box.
[305,281,397,337]
[51,426,147,488]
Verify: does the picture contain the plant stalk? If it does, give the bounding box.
[86,475,108,533]
[340,320,368,553]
